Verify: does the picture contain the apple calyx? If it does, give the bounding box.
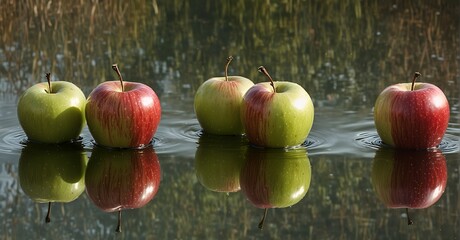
[112,64,124,92]
[45,73,52,94]
[45,202,51,223]
[258,208,268,230]
[258,66,275,92]
[410,72,422,91]
[225,56,233,82]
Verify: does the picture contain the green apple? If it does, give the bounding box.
[17,73,86,143]
[194,133,248,192]
[240,147,311,229]
[18,141,88,223]
[194,56,254,135]
[240,66,314,148]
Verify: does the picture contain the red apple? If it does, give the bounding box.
[85,145,161,232]
[85,64,161,148]
[374,72,450,149]
[371,147,447,225]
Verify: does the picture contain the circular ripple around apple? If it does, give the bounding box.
[153,118,201,155]
[0,127,27,160]
[355,132,460,154]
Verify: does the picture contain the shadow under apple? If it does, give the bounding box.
[18,141,88,223]
[240,147,312,229]
[85,145,161,232]
[194,133,248,193]
[371,147,447,225]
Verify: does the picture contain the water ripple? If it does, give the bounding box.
[355,132,459,154]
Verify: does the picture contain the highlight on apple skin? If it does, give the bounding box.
[17,73,87,144]
[373,72,450,149]
[240,66,314,148]
[85,64,161,149]
[194,56,254,135]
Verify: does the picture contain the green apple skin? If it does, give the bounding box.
[194,133,248,192]
[17,81,86,144]
[18,142,88,203]
[194,76,254,135]
[240,147,311,208]
[241,82,314,148]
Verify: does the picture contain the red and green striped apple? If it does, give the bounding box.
[85,64,161,148]
[240,66,314,148]
[374,72,449,149]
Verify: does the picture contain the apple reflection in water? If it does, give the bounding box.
[195,133,248,193]
[18,141,88,223]
[85,145,161,233]
[371,147,447,225]
[240,147,312,229]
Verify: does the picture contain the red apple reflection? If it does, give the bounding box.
[371,147,447,225]
[85,145,161,232]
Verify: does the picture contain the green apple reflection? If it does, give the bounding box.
[371,147,447,225]
[240,147,312,229]
[195,133,248,193]
[18,141,88,223]
[85,145,161,233]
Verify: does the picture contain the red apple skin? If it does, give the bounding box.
[371,148,447,209]
[85,145,161,212]
[86,81,161,148]
[374,82,449,149]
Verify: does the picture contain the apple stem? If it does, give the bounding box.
[258,66,276,92]
[406,208,413,225]
[410,72,421,91]
[46,73,52,94]
[258,208,268,230]
[112,64,124,92]
[116,210,122,233]
[45,202,51,223]
[225,56,233,81]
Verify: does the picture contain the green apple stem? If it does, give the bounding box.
[225,56,233,81]
[258,66,276,92]
[258,208,268,230]
[116,210,122,233]
[112,64,124,92]
[410,72,421,91]
[406,208,413,225]
[45,202,51,223]
[46,73,52,94]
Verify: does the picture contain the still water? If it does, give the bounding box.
[1,0,459,239]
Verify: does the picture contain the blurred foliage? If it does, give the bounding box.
[0,0,458,109]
